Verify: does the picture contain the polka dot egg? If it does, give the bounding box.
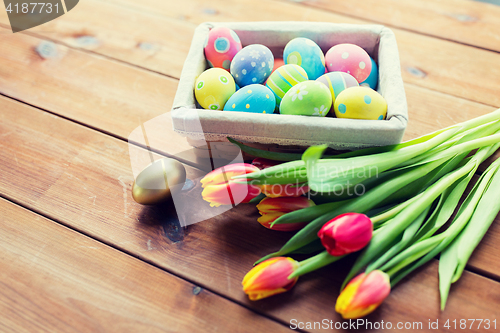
[316,71,358,108]
[204,27,242,71]
[325,44,372,83]
[223,84,276,114]
[230,44,274,87]
[360,57,378,89]
[266,64,308,108]
[284,38,325,80]
[334,86,387,120]
[280,81,332,117]
[195,68,236,110]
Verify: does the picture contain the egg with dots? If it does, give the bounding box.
[334,86,387,120]
[195,68,236,110]
[360,57,378,89]
[284,38,325,80]
[325,44,372,83]
[280,81,332,117]
[316,71,358,109]
[266,64,308,109]
[204,27,242,71]
[230,44,274,87]
[223,84,276,114]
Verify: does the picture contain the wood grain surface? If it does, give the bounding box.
[1,0,500,331]
[1,90,499,331]
[0,198,292,333]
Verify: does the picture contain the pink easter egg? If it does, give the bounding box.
[325,44,372,83]
[204,27,242,71]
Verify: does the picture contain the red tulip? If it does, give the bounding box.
[336,270,391,319]
[256,196,315,231]
[318,213,372,256]
[242,257,299,300]
[201,163,261,207]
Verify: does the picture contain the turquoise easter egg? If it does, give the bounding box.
[360,57,378,89]
[280,81,332,116]
[283,38,325,80]
[316,71,359,108]
[266,64,308,108]
[223,84,276,114]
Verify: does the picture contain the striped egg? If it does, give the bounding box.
[266,64,308,108]
[316,72,358,108]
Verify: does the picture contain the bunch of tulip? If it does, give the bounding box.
[201,108,500,318]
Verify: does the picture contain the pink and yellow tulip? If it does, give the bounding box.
[201,163,261,207]
[318,213,373,256]
[256,196,315,231]
[242,257,300,301]
[335,270,391,319]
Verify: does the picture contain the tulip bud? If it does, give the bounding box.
[260,183,309,198]
[336,270,391,319]
[201,163,261,207]
[242,257,299,301]
[256,197,315,231]
[318,213,372,256]
[251,157,281,170]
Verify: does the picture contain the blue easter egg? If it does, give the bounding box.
[284,38,325,80]
[360,57,378,89]
[223,84,276,114]
[230,44,274,87]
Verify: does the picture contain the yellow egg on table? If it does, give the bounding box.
[195,68,236,110]
[334,86,387,120]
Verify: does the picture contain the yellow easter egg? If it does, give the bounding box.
[195,68,236,110]
[334,86,387,120]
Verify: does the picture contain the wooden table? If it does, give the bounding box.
[1,0,499,331]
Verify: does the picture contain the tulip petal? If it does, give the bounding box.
[242,257,299,301]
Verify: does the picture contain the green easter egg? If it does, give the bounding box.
[279,80,332,117]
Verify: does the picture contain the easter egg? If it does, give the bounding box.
[266,64,308,108]
[132,158,186,205]
[316,71,358,108]
[280,81,332,117]
[204,27,242,71]
[230,44,274,87]
[334,86,387,120]
[360,57,378,89]
[284,38,325,80]
[195,68,236,110]
[223,84,276,114]
[325,44,372,83]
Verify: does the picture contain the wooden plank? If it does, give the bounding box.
[293,0,500,53]
[0,0,195,78]
[0,198,291,333]
[0,25,206,168]
[1,92,500,331]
